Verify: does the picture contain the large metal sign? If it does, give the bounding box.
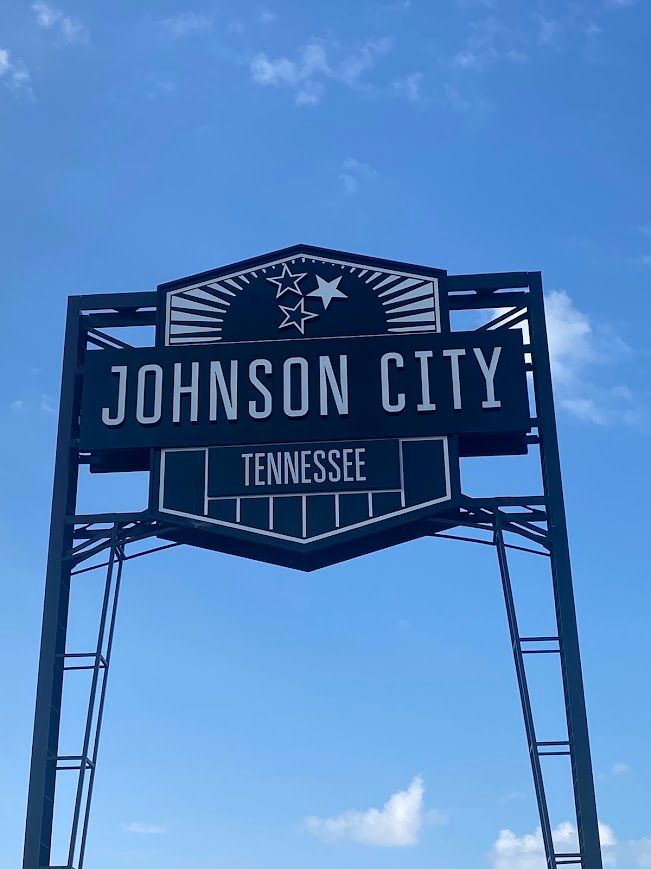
[23,246,603,869]
[79,248,529,568]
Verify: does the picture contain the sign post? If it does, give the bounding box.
[23,246,602,868]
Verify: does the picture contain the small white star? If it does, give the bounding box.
[308,274,348,310]
[267,263,307,298]
[278,298,319,334]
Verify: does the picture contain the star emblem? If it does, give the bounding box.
[308,274,348,310]
[278,298,319,334]
[267,263,307,299]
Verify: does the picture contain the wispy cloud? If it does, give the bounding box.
[487,291,642,426]
[159,12,214,39]
[32,2,89,44]
[0,49,31,94]
[492,821,651,867]
[442,82,491,120]
[534,14,562,47]
[121,822,167,835]
[452,17,528,70]
[612,761,631,775]
[250,36,392,105]
[492,821,615,868]
[339,157,377,194]
[392,72,423,103]
[259,9,276,24]
[40,395,55,414]
[543,291,641,425]
[303,776,445,847]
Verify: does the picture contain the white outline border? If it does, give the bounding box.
[157,436,452,545]
[164,251,441,347]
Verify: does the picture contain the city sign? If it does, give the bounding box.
[80,246,530,568]
[22,246,604,869]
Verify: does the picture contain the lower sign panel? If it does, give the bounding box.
[154,437,458,568]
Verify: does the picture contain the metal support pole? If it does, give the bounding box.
[495,518,556,868]
[528,273,602,868]
[24,298,83,869]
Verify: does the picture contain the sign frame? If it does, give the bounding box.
[22,247,603,869]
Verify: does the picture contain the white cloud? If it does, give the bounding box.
[259,9,276,24]
[121,822,167,834]
[250,36,392,105]
[488,290,641,426]
[492,821,616,868]
[304,776,443,847]
[159,12,213,38]
[0,49,31,94]
[40,395,55,414]
[612,762,631,775]
[32,2,89,44]
[393,72,423,103]
[10,399,26,411]
[544,290,596,386]
[339,157,377,194]
[492,822,651,868]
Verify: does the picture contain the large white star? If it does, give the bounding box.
[267,263,307,298]
[278,297,319,334]
[308,274,348,310]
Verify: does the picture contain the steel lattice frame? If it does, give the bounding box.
[23,273,603,869]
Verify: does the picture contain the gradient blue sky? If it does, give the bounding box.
[1,1,650,867]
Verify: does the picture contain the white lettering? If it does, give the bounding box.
[381,352,405,412]
[443,349,466,410]
[473,346,502,408]
[136,364,162,425]
[342,448,354,482]
[268,452,282,484]
[284,451,299,484]
[328,449,342,482]
[102,365,127,426]
[242,453,253,486]
[313,450,327,483]
[173,361,199,423]
[249,359,272,419]
[300,450,311,483]
[415,350,436,412]
[355,448,366,481]
[254,453,264,486]
[283,357,309,418]
[319,355,349,416]
[209,360,238,421]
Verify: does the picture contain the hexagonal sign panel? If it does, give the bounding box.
[80,244,531,569]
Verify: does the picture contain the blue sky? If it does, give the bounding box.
[1,0,650,866]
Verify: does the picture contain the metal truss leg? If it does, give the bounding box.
[495,519,556,868]
[69,530,123,869]
[495,514,601,868]
[24,299,82,869]
[527,273,602,869]
[24,522,124,869]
